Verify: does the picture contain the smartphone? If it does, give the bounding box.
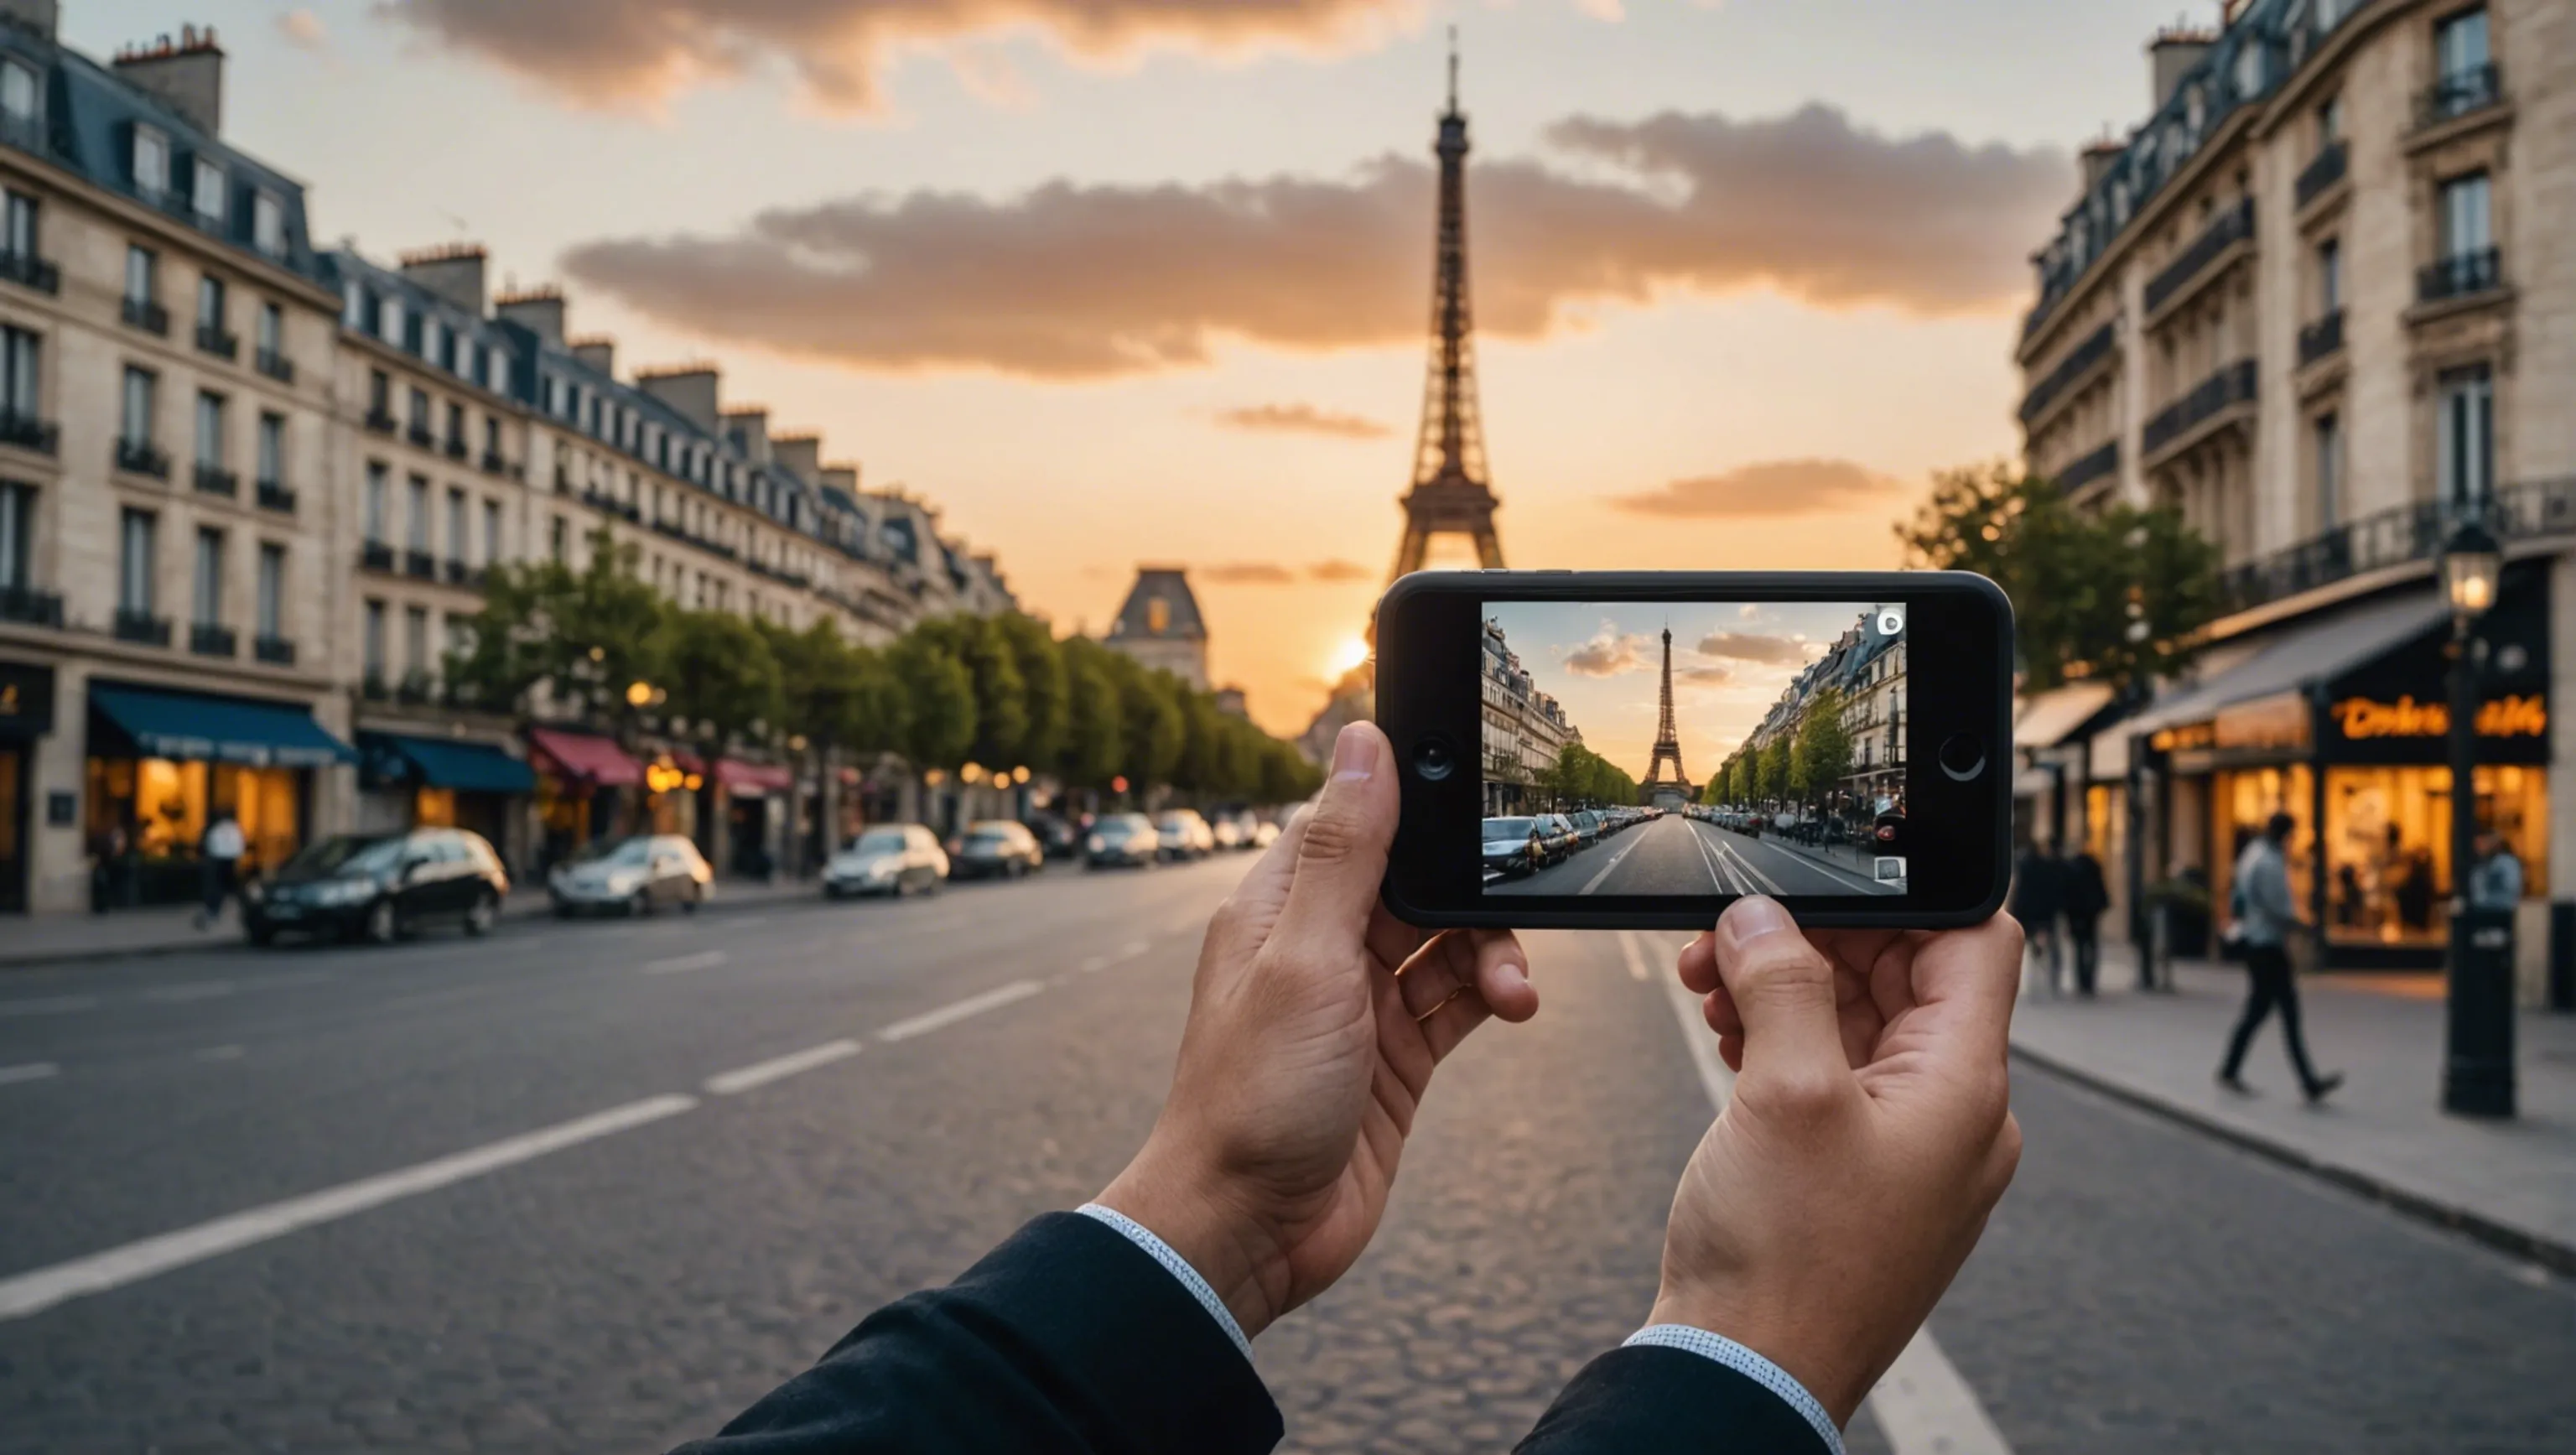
[1374,570,2013,931]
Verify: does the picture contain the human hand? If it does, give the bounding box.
[1650,899,2023,1426]
[1097,723,1540,1339]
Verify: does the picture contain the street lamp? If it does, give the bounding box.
[2438,517,2511,1119]
[625,680,654,709]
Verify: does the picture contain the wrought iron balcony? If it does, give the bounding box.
[112,610,171,647]
[395,673,436,706]
[0,408,57,455]
[2018,321,2116,428]
[254,635,296,667]
[189,622,236,658]
[2142,359,2258,459]
[2298,309,2345,368]
[406,423,435,449]
[402,549,437,580]
[360,540,396,572]
[193,463,238,497]
[2418,247,2503,304]
[120,296,169,335]
[364,408,397,434]
[480,449,508,475]
[0,247,59,295]
[195,324,238,361]
[0,585,65,627]
[2293,142,2348,211]
[443,559,485,588]
[361,673,389,702]
[256,480,296,513]
[2055,440,2119,496]
[444,436,470,460]
[2144,198,2256,316]
[115,438,170,479]
[255,347,296,384]
[2220,478,2576,617]
[2417,63,2503,132]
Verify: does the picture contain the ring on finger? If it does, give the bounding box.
[1413,985,1471,1023]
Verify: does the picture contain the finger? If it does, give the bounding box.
[1411,932,1539,1063]
[1270,723,1400,955]
[1677,931,1721,995]
[1364,899,1427,977]
[1711,896,1855,1104]
[1394,928,1532,1026]
[1718,1033,1744,1074]
[1701,986,1742,1038]
[1202,802,1315,966]
[1904,913,2025,1063]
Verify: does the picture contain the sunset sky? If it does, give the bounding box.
[80,0,2214,736]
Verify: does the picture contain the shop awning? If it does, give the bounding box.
[2015,682,2119,754]
[91,684,355,768]
[527,728,644,788]
[715,759,795,794]
[365,733,537,795]
[2123,593,2449,743]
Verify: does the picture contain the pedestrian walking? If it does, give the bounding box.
[196,808,245,930]
[2061,844,2110,996]
[2467,827,2524,913]
[2010,839,2064,995]
[2218,812,2342,1102]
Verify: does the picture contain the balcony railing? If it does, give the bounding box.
[444,436,470,460]
[364,408,397,434]
[2293,141,2348,211]
[2298,309,2345,368]
[360,540,396,572]
[2219,476,2576,616]
[0,585,65,627]
[112,610,171,647]
[480,449,509,475]
[361,673,389,702]
[189,622,236,658]
[395,673,436,706]
[0,408,58,455]
[2143,359,2258,459]
[254,635,296,667]
[255,347,295,384]
[443,559,485,588]
[2144,197,2256,316]
[2417,63,2503,132]
[2018,321,2116,428]
[0,247,60,295]
[402,548,437,580]
[193,462,238,497]
[256,480,296,513]
[120,296,169,335]
[195,325,239,361]
[2054,440,2119,496]
[2418,247,2503,305]
[406,424,435,449]
[115,438,170,479]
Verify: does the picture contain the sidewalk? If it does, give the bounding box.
[0,877,820,972]
[2010,942,2576,1273]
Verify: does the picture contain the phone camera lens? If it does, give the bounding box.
[1414,737,1457,782]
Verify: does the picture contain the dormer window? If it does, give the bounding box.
[252,190,284,258]
[0,60,36,128]
[192,157,225,225]
[132,125,170,198]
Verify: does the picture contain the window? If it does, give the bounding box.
[483,414,500,460]
[5,190,37,259]
[132,125,169,198]
[194,391,224,466]
[341,283,364,330]
[251,190,283,257]
[124,244,155,305]
[363,599,386,680]
[2,325,38,418]
[256,543,283,639]
[118,508,155,615]
[192,527,223,626]
[376,294,399,340]
[2317,237,2342,312]
[421,315,441,366]
[408,387,429,434]
[191,157,224,224]
[2317,95,2342,148]
[405,475,428,551]
[368,369,390,417]
[2440,170,2492,257]
[405,605,429,676]
[120,366,154,444]
[481,497,501,565]
[257,301,281,357]
[2437,364,2493,509]
[2314,412,2341,531]
[0,480,27,590]
[0,60,35,127]
[196,273,225,329]
[445,401,465,446]
[2436,7,2490,80]
[256,412,283,486]
[489,352,511,396]
[364,461,387,543]
[444,487,465,562]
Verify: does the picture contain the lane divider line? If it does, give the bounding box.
[0,1094,699,1323]
[643,950,730,976]
[877,980,1046,1043]
[1579,842,1639,896]
[704,1041,864,1097]
[0,1062,60,1087]
[1616,930,1654,983]
[1685,820,1735,895]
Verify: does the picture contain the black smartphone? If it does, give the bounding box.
[1375,570,2013,931]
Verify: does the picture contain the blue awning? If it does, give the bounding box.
[90,685,356,768]
[362,733,536,795]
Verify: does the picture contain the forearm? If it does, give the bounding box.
[1519,1344,1838,1454]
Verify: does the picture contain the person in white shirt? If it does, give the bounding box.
[197,809,247,929]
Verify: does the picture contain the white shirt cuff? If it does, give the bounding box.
[1075,1203,1254,1362]
[1625,1324,1845,1454]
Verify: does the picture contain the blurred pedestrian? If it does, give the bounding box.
[2010,839,2064,995]
[2468,827,2523,913]
[196,808,245,930]
[2061,844,2109,996]
[2219,812,2341,1103]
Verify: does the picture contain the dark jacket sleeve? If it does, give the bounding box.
[1516,1347,1836,1454]
[673,1212,1281,1455]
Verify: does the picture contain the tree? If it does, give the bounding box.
[1054,637,1124,790]
[1791,688,1854,803]
[844,646,913,761]
[992,613,1070,775]
[446,527,667,727]
[889,632,976,772]
[1258,739,1321,805]
[657,610,782,757]
[915,615,1028,773]
[1757,737,1792,804]
[1103,654,1184,792]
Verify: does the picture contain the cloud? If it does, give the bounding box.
[1676,663,1734,686]
[558,102,2068,379]
[1612,459,1909,519]
[1562,629,1650,678]
[1307,559,1372,582]
[1214,403,1393,440]
[278,8,328,49]
[1697,631,1808,666]
[377,0,1412,113]
[1201,562,1298,585]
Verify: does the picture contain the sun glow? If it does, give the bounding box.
[1329,636,1372,678]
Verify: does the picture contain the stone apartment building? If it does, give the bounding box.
[2013,0,2573,998]
[1478,616,1576,816]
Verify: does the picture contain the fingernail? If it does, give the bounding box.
[1721,896,1793,947]
[1498,958,1530,991]
[1332,724,1374,782]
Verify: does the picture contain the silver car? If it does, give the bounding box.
[824,824,950,899]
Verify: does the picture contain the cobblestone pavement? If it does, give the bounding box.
[0,875,2568,1452]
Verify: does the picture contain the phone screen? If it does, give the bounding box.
[1478,599,1910,900]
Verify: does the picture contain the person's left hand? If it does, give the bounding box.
[1098,722,1539,1339]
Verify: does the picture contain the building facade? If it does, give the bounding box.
[1104,568,1209,689]
[1479,616,1576,815]
[2014,0,2573,999]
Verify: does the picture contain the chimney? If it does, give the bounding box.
[2148,26,2215,112]
[398,242,488,317]
[569,335,615,377]
[0,1,60,41]
[636,364,721,435]
[722,408,771,465]
[2080,140,2125,191]
[819,464,861,496]
[771,434,823,481]
[113,25,224,135]
[495,286,565,347]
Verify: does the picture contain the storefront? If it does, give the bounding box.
[527,727,644,873]
[0,661,53,912]
[715,758,794,878]
[358,732,538,870]
[83,681,356,908]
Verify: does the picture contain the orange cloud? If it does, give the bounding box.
[1307,559,1371,582]
[1696,631,1808,666]
[1214,403,1393,440]
[1562,629,1651,678]
[559,104,2068,378]
[380,0,1412,113]
[1201,562,1298,585]
[1613,459,1909,518]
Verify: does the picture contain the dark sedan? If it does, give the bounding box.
[952,820,1046,880]
[244,828,509,946]
[1083,813,1161,870]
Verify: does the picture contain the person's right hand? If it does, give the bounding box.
[1650,898,2023,1427]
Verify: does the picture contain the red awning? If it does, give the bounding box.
[716,759,796,794]
[527,729,643,788]
[668,749,707,774]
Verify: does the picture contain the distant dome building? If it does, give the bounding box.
[1104,568,1211,690]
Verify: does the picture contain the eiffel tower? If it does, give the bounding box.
[1641,627,1696,807]
[1389,32,1503,581]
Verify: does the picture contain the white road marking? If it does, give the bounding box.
[1683,820,1735,894]
[704,1040,863,1096]
[1579,842,1639,896]
[1716,840,1786,896]
[1616,930,1655,983]
[1649,933,2012,1455]
[0,1094,698,1322]
[643,950,729,976]
[0,1063,60,1087]
[1082,940,1155,974]
[877,980,1046,1043]
[0,995,99,1018]
[195,1045,247,1063]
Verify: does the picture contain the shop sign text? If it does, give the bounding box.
[2331,694,2547,742]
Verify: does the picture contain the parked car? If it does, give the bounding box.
[952,820,1045,880]
[245,828,509,946]
[1228,813,1266,850]
[1085,813,1161,869]
[1481,817,1549,879]
[1026,815,1082,860]
[1249,818,1282,850]
[1568,810,1604,845]
[1211,816,1245,851]
[1535,813,1581,862]
[1155,809,1216,861]
[550,834,713,917]
[825,824,948,898]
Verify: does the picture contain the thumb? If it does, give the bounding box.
[1271,723,1400,953]
[1710,897,1853,1106]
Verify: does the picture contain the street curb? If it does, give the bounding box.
[2010,1040,2575,1279]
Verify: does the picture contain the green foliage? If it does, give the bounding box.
[445,527,667,722]
[913,615,1028,772]
[657,610,783,752]
[1757,738,1792,803]
[993,612,1071,773]
[1790,687,1854,800]
[1539,742,1639,809]
[1053,637,1125,789]
[888,632,976,771]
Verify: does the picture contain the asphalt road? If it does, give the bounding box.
[1488,814,1901,897]
[0,860,2566,1452]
